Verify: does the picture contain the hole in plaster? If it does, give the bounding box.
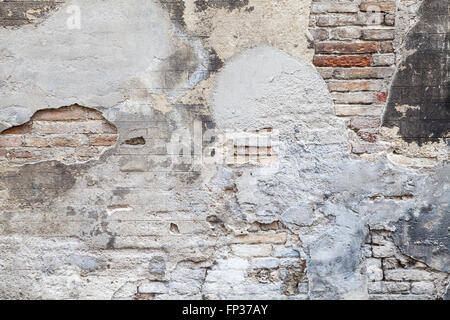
[0,104,118,165]
[170,223,180,234]
[123,137,146,146]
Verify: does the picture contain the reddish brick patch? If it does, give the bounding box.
[314,55,371,67]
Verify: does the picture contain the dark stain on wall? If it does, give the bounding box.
[393,167,450,273]
[382,0,449,145]
[0,161,76,209]
[159,0,186,26]
[194,0,249,12]
[0,0,63,27]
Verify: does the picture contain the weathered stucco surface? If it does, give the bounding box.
[0,0,448,300]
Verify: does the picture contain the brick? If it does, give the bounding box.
[138,282,167,294]
[352,142,384,154]
[7,149,32,159]
[383,257,399,270]
[371,53,395,66]
[362,244,373,257]
[0,148,6,158]
[316,67,333,79]
[1,123,32,135]
[250,258,279,269]
[234,232,288,244]
[332,92,377,104]
[231,244,272,257]
[384,13,395,26]
[32,106,86,121]
[49,137,82,147]
[356,12,385,26]
[77,147,99,158]
[384,269,434,281]
[273,246,300,258]
[23,137,48,147]
[311,2,359,13]
[328,80,384,92]
[316,42,378,54]
[411,282,435,295]
[314,55,371,67]
[331,27,362,40]
[316,14,358,27]
[89,135,118,146]
[85,109,105,120]
[31,121,71,134]
[333,67,395,79]
[33,121,107,135]
[368,281,410,294]
[335,105,384,117]
[362,29,395,40]
[377,92,388,103]
[370,294,434,300]
[309,28,329,41]
[215,258,249,270]
[366,258,383,281]
[0,135,22,147]
[358,131,377,143]
[102,122,118,134]
[360,1,396,13]
[379,41,394,53]
[372,241,396,257]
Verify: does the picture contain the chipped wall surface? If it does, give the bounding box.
[0,0,449,300]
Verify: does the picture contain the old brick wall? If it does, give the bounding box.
[0,0,448,300]
[0,105,117,164]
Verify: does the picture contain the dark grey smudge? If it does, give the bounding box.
[194,0,249,12]
[382,0,449,145]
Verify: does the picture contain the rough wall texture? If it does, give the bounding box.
[0,0,448,300]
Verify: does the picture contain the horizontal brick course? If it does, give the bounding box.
[360,1,396,13]
[314,55,371,67]
[315,42,378,54]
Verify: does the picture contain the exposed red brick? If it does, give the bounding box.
[1,123,32,135]
[86,109,105,120]
[7,150,32,159]
[314,55,371,67]
[90,135,118,146]
[377,92,388,103]
[49,137,81,147]
[32,105,86,121]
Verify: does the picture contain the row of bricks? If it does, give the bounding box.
[310,0,397,27]
[311,1,397,14]
[314,41,394,54]
[1,120,117,135]
[0,146,103,159]
[311,27,395,41]
[0,134,118,148]
[314,53,394,67]
[310,12,395,27]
